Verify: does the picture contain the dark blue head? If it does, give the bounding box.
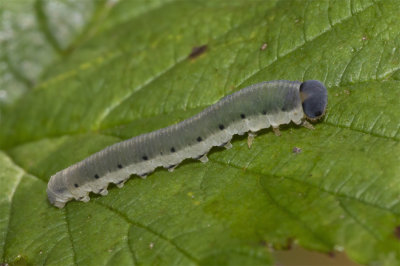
[300,80,328,120]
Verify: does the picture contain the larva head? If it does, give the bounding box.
[47,172,72,208]
[300,80,328,120]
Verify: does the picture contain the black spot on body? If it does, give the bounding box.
[240,114,246,119]
[167,165,176,169]
[142,155,148,161]
[188,45,208,59]
[197,136,202,142]
[118,164,123,169]
[94,174,99,179]
[219,124,225,130]
[262,110,267,115]
[170,147,175,153]
[74,184,79,188]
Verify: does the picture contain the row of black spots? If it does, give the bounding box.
[133,126,260,163]
[75,128,227,190]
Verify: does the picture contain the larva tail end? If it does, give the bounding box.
[300,80,327,120]
[47,174,71,209]
[47,187,67,208]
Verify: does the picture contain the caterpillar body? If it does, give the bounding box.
[47,80,327,208]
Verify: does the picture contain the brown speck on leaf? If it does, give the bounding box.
[292,147,302,154]
[285,237,294,250]
[188,45,208,59]
[328,251,335,257]
[394,226,400,239]
[260,43,267,51]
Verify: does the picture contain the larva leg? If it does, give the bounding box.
[80,195,90,202]
[272,126,281,136]
[247,132,256,148]
[167,164,177,172]
[199,154,208,163]
[301,120,315,130]
[224,142,232,149]
[116,180,126,188]
[99,188,108,196]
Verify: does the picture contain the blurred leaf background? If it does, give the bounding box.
[0,0,399,265]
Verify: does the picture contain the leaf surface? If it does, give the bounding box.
[1,0,399,265]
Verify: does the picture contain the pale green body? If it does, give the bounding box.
[48,80,306,208]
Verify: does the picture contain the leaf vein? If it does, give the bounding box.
[94,201,199,264]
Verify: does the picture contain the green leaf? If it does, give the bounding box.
[1,0,399,265]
